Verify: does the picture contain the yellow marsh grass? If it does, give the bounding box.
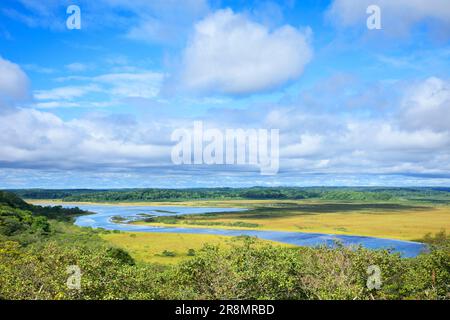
[101,232,291,265]
[162,207,450,241]
[29,199,450,241]
[133,202,450,241]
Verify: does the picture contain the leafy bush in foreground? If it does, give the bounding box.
[0,237,448,300]
[0,191,448,300]
[173,239,449,300]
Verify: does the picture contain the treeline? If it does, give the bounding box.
[8,187,450,203]
[0,191,449,300]
[7,189,110,200]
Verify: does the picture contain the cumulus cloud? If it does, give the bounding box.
[0,78,450,181]
[0,57,171,167]
[0,56,29,102]
[399,77,450,131]
[179,9,313,95]
[327,0,450,38]
[0,55,449,184]
[264,76,450,175]
[0,108,172,169]
[281,134,324,158]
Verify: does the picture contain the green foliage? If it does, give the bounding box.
[0,190,89,223]
[172,238,449,300]
[9,187,450,204]
[6,189,107,200]
[320,190,393,201]
[0,191,448,300]
[161,250,176,257]
[31,205,88,222]
[0,191,33,210]
[0,241,163,300]
[0,191,91,245]
[0,205,50,241]
[106,247,135,266]
[0,236,449,300]
[422,230,450,250]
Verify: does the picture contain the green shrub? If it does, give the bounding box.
[162,250,176,257]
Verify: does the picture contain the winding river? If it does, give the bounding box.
[52,203,426,258]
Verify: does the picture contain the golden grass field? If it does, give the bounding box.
[127,200,450,241]
[172,208,450,240]
[101,232,291,264]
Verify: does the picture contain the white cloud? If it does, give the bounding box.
[258,76,450,175]
[281,134,324,158]
[119,0,210,43]
[65,62,89,72]
[179,9,313,95]
[34,101,81,109]
[1,65,449,181]
[1,2,64,30]
[23,64,55,74]
[34,85,101,101]
[327,0,450,37]
[0,108,172,168]
[0,56,29,102]
[94,72,164,98]
[345,122,449,152]
[2,0,210,44]
[399,77,450,131]
[33,72,164,108]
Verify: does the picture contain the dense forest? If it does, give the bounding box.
[8,187,450,203]
[0,190,449,300]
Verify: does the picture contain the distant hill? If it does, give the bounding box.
[0,190,32,210]
[0,190,88,222]
[5,187,450,203]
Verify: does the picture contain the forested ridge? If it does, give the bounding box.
[8,187,450,203]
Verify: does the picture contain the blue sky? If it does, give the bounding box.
[0,0,450,188]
